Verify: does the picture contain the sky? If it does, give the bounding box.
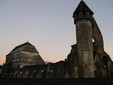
[0,0,113,65]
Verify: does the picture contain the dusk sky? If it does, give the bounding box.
[0,0,113,65]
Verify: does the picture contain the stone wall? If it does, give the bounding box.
[0,61,76,78]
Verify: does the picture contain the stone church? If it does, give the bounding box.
[6,42,45,68]
[0,0,113,78]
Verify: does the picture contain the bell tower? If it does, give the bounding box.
[73,1,94,78]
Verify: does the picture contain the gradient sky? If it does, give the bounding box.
[0,0,113,65]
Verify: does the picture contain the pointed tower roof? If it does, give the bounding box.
[73,0,94,17]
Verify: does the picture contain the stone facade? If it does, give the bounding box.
[73,0,95,78]
[76,20,94,78]
[6,42,45,68]
[67,42,113,78]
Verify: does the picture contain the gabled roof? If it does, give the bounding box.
[73,0,94,17]
[7,42,39,55]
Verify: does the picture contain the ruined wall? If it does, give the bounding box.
[76,20,94,78]
[5,42,45,68]
[0,1,113,78]
[0,61,76,78]
[12,51,45,68]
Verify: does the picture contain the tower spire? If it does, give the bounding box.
[73,0,93,16]
[73,0,94,24]
[73,0,94,78]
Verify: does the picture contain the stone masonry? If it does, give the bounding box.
[0,1,113,78]
[73,1,94,78]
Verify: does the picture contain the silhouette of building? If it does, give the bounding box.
[0,0,113,78]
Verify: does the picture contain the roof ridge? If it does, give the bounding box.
[7,42,37,55]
